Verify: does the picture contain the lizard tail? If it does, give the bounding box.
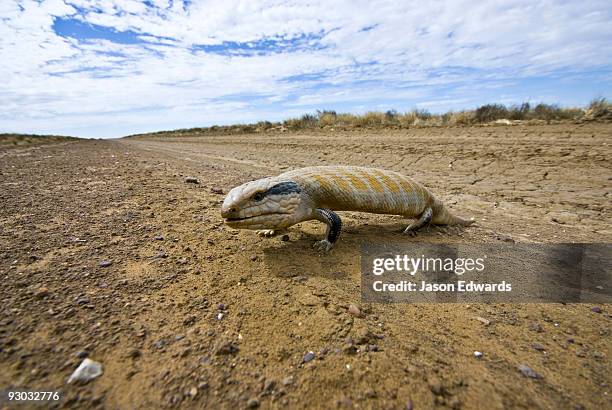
[431,200,474,226]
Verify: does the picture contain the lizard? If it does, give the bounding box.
[221,166,474,251]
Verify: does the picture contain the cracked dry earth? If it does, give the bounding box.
[1,123,610,409]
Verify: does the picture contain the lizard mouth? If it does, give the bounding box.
[223,211,292,224]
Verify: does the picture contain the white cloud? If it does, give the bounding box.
[1,0,611,137]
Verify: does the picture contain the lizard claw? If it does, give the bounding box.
[313,239,333,252]
[257,229,277,237]
[403,229,417,237]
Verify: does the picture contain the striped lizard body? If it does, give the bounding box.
[221,166,473,251]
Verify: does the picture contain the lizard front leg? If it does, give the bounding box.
[256,229,286,238]
[313,208,342,252]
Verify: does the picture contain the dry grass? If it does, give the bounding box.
[125,98,611,138]
[0,133,78,146]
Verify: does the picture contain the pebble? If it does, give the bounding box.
[35,287,50,299]
[532,343,545,351]
[210,187,223,194]
[250,254,258,261]
[428,379,443,395]
[99,260,112,268]
[263,379,275,392]
[185,177,199,184]
[214,340,239,355]
[517,364,540,379]
[474,351,483,358]
[591,306,602,313]
[67,358,103,384]
[303,351,315,363]
[281,376,294,386]
[154,235,164,241]
[474,316,491,326]
[153,339,167,350]
[529,321,543,332]
[247,398,260,408]
[183,316,196,326]
[217,303,226,311]
[348,304,362,317]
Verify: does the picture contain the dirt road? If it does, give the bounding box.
[1,124,610,409]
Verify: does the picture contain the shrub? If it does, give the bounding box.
[474,104,509,122]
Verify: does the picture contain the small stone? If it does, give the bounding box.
[518,364,540,379]
[67,358,103,384]
[128,349,141,358]
[532,343,545,351]
[428,379,443,395]
[99,260,112,268]
[492,233,515,243]
[153,339,167,350]
[210,187,223,194]
[247,398,260,408]
[185,177,199,184]
[155,251,168,259]
[528,321,543,332]
[575,348,587,357]
[450,398,461,409]
[154,235,164,241]
[250,255,258,261]
[75,350,89,359]
[281,376,294,386]
[186,387,197,397]
[76,297,90,305]
[591,306,602,313]
[593,351,605,360]
[214,340,239,355]
[35,287,50,299]
[348,304,362,317]
[303,351,315,363]
[217,303,226,311]
[474,316,491,326]
[183,316,196,326]
[474,351,483,358]
[263,379,275,392]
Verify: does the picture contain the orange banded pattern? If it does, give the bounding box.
[284,166,432,217]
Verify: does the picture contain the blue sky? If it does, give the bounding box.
[1,0,611,138]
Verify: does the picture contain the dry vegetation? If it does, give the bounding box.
[127,98,611,138]
[0,133,78,146]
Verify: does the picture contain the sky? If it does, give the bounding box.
[1,0,611,138]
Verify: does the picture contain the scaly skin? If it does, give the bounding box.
[221,166,474,251]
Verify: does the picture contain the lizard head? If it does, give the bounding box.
[221,177,309,230]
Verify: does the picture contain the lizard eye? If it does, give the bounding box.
[252,192,264,201]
